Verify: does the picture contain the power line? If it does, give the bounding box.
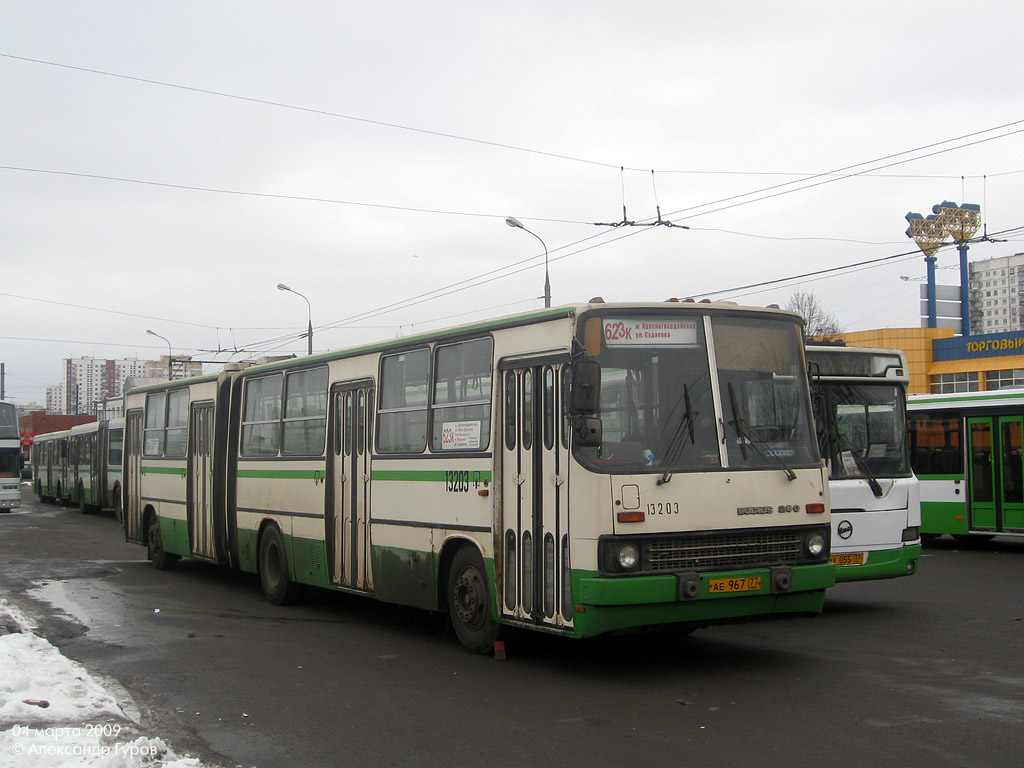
[5,53,1023,183]
[692,225,1024,300]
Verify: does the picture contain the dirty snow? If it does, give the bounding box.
[0,600,210,767]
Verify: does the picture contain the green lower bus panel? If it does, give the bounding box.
[834,544,921,583]
[921,502,968,536]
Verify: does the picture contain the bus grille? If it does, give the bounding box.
[645,529,805,572]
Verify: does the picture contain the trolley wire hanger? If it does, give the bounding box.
[593,168,689,229]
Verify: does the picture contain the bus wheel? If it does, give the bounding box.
[259,526,302,606]
[147,513,179,571]
[447,546,499,655]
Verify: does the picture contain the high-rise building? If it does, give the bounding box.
[968,252,1024,335]
[46,356,203,415]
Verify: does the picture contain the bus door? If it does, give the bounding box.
[499,360,572,630]
[327,380,374,591]
[968,415,1024,533]
[187,403,217,560]
[59,437,70,501]
[123,411,145,544]
[87,433,101,505]
[999,415,1024,531]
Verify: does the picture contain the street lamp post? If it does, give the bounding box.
[505,217,551,308]
[146,329,173,381]
[277,283,313,355]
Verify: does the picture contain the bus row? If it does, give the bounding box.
[26,300,927,652]
[31,419,125,514]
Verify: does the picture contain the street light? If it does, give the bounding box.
[505,217,551,308]
[277,283,313,356]
[146,329,173,381]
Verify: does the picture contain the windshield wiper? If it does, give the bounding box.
[726,383,797,482]
[656,385,696,486]
[839,444,884,498]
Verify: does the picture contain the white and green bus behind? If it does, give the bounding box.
[806,345,921,581]
[32,419,124,514]
[0,401,21,510]
[123,301,834,653]
[908,389,1024,541]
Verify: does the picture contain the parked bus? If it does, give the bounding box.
[123,301,834,652]
[0,401,21,510]
[32,419,125,514]
[806,344,920,580]
[908,389,1024,540]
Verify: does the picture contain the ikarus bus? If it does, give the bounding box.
[806,344,921,581]
[123,301,834,653]
[32,419,125,514]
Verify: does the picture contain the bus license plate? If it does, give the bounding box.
[830,553,865,566]
[707,576,762,594]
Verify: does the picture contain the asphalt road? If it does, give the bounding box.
[2,487,1023,768]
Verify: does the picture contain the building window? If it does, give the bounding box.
[930,372,978,394]
[985,369,1024,390]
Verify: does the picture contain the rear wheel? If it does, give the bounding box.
[447,546,500,654]
[147,512,179,571]
[259,525,303,605]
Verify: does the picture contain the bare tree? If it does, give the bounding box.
[785,288,843,337]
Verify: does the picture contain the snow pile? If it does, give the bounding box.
[0,601,208,767]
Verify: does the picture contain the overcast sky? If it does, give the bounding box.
[3,1,1023,407]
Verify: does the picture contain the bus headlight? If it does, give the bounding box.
[805,532,827,559]
[617,543,640,571]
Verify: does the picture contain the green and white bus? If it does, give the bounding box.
[123,301,834,653]
[806,344,920,581]
[908,389,1024,541]
[32,419,125,514]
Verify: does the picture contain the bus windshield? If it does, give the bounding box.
[579,314,818,474]
[819,385,909,481]
[818,383,910,478]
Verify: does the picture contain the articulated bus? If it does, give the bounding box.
[123,301,834,653]
[806,345,920,581]
[32,419,125,514]
[0,401,21,510]
[908,389,1024,541]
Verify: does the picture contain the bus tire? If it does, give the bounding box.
[259,525,302,606]
[446,545,499,655]
[147,513,179,571]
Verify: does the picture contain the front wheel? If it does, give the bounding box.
[447,546,500,655]
[259,525,303,605]
[147,513,180,571]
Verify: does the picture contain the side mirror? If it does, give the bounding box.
[573,416,602,447]
[570,361,601,414]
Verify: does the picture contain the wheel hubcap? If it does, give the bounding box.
[453,568,483,627]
